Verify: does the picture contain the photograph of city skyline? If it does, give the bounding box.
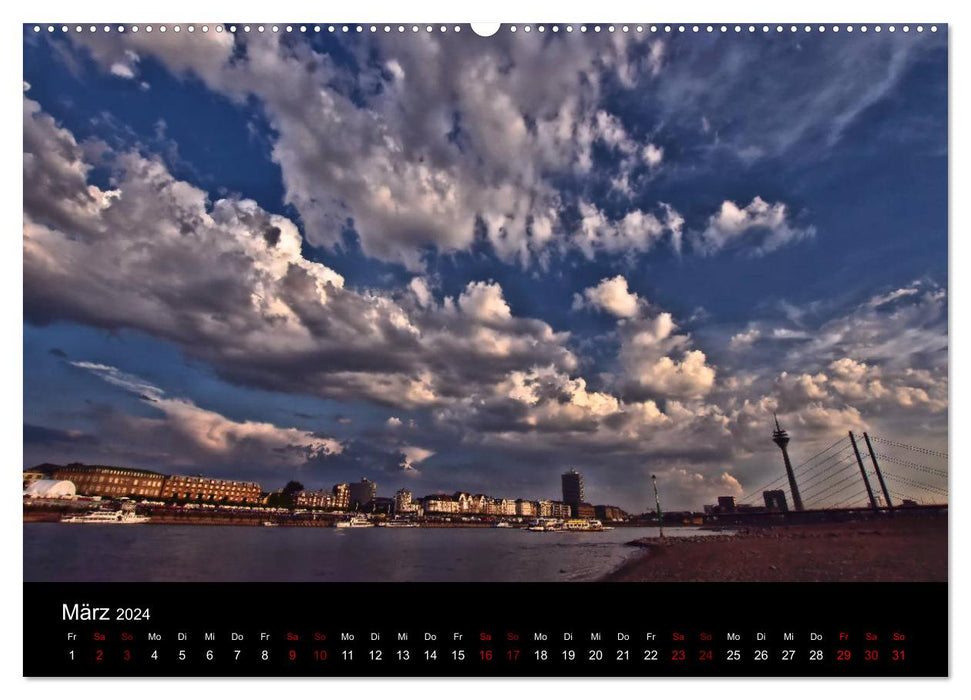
[23,24,946,583]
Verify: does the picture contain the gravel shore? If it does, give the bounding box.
[602,516,947,582]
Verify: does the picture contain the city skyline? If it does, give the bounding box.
[23,27,947,512]
[25,462,631,522]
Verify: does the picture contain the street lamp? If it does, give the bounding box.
[652,474,664,538]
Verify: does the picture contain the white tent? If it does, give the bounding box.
[24,479,76,499]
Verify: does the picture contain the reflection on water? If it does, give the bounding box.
[24,524,715,582]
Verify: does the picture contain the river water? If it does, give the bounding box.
[24,524,711,582]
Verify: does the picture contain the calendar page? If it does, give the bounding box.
[22,21,948,678]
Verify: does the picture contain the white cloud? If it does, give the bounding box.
[456,281,512,322]
[72,361,343,465]
[730,328,761,349]
[574,202,682,258]
[23,95,576,411]
[868,287,920,308]
[694,196,815,256]
[642,143,664,167]
[66,31,687,269]
[574,275,641,318]
[630,350,717,401]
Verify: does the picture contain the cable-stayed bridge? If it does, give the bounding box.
[721,427,947,524]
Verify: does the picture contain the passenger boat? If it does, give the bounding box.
[61,509,150,524]
[335,516,374,528]
[559,519,607,532]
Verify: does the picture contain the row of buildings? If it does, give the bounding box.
[291,470,629,521]
[412,491,578,518]
[24,464,263,504]
[24,464,630,521]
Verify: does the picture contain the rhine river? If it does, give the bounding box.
[24,524,713,582]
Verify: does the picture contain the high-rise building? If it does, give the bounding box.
[348,478,377,509]
[395,488,421,514]
[332,483,350,510]
[561,469,584,505]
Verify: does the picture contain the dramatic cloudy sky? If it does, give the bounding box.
[22,25,947,511]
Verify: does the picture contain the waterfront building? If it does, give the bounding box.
[22,470,49,491]
[717,496,737,513]
[572,502,596,519]
[453,491,473,512]
[562,469,584,505]
[295,489,336,509]
[594,504,628,521]
[53,463,166,499]
[422,494,460,514]
[395,488,421,514]
[763,490,789,512]
[348,478,377,509]
[515,499,537,517]
[395,488,413,511]
[332,483,350,510]
[492,498,515,516]
[470,494,491,513]
[550,501,573,519]
[368,496,395,515]
[24,479,76,499]
[161,474,262,504]
[536,500,554,517]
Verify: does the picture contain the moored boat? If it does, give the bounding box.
[61,509,150,524]
[335,516,374,528]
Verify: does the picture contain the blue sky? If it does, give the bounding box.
[23,25,947,510]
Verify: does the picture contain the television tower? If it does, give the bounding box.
[772,415,804,511]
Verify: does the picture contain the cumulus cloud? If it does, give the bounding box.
[574,275,641,318]
[66,30,680,270]
[574,202,683,259]
[20,48,947,509]
[630,351,717,401]
[23,94,576,410]
[614,308,717,402]
[694,197,815,256]
[730,328,761,349]
[712,282,947,462]
[642,143,664,167]
[62,31,866,271]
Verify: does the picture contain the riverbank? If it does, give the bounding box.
[603,516,947,582]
